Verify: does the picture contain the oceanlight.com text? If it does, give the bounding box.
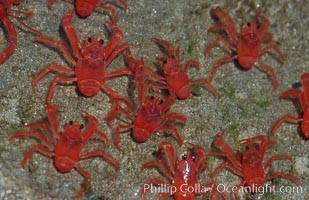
[217,183,304,195]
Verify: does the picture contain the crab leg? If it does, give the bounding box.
[44,105,64,139]
[21,144,53,169]
[46,75,77,105]
[280,89,302,99]
[209,55,237,82]
[47,0,54,9]
[266,172,299,184]
[73,165,91,198]
[259,44,285,66]
[0,18,16,64]
[238,135,268,155]
[208,7,238,43]
[10,11,41,35]
[8,131,53,149]
[96,5,117,23]
[135,59,150,106]
[105,68,133,78]
[261,32,273,42]
[105,43,129,66]
[186,142,207,173]
[152,38,177,58]
[24,122,56,144]
[114,124,134,150]
[105,97,136,126]
[117,104,136,120]
[115,0,127,10]
[271,114,302,138]
[33,37,77,66]
[162,112,187,125]
[203,36,236,57]
[157,142,176,176]
[211,161,242,178]
[191,78,218,97]
[280,88,308,112]
[105,21,126,58]
[257,59,279,90]
[81,111,105,143]
[124,52,164,81]
[131,58,166,106]
[256,12,270,38]
[184,59,199,72]
[100,84,130,125]
[211,130,242,169]
[141,158,174,181]
[131,59,166,106]
[159,125,184,146]
[80,150,119,171]
[31,64,75,91]
[160,94,177,113]
[264,155,293,170]
[10,0,21,5]
[61,9,80,58]
[301,73,309,102]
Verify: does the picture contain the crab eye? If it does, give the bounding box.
[69,120,73,125]
[247,22,251,27]
[80,124,84,129]
[99,39,104,44]
[159,99,163,104]
[150,96,154,100]
[191,155,196,161]
[292,81,301,89]
[88,37,92,43]
[152,151,159,157]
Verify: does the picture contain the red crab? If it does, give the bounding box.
[153,38,217,99]
[141,142,227,200]
[271,73,309,139]
[8,105,119,197]
[0,0,41,64]
[203,7,284,90]
[32,9,132,119]
[106,57,186,150]
[47,0,126,22]
[208,130,299,199]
